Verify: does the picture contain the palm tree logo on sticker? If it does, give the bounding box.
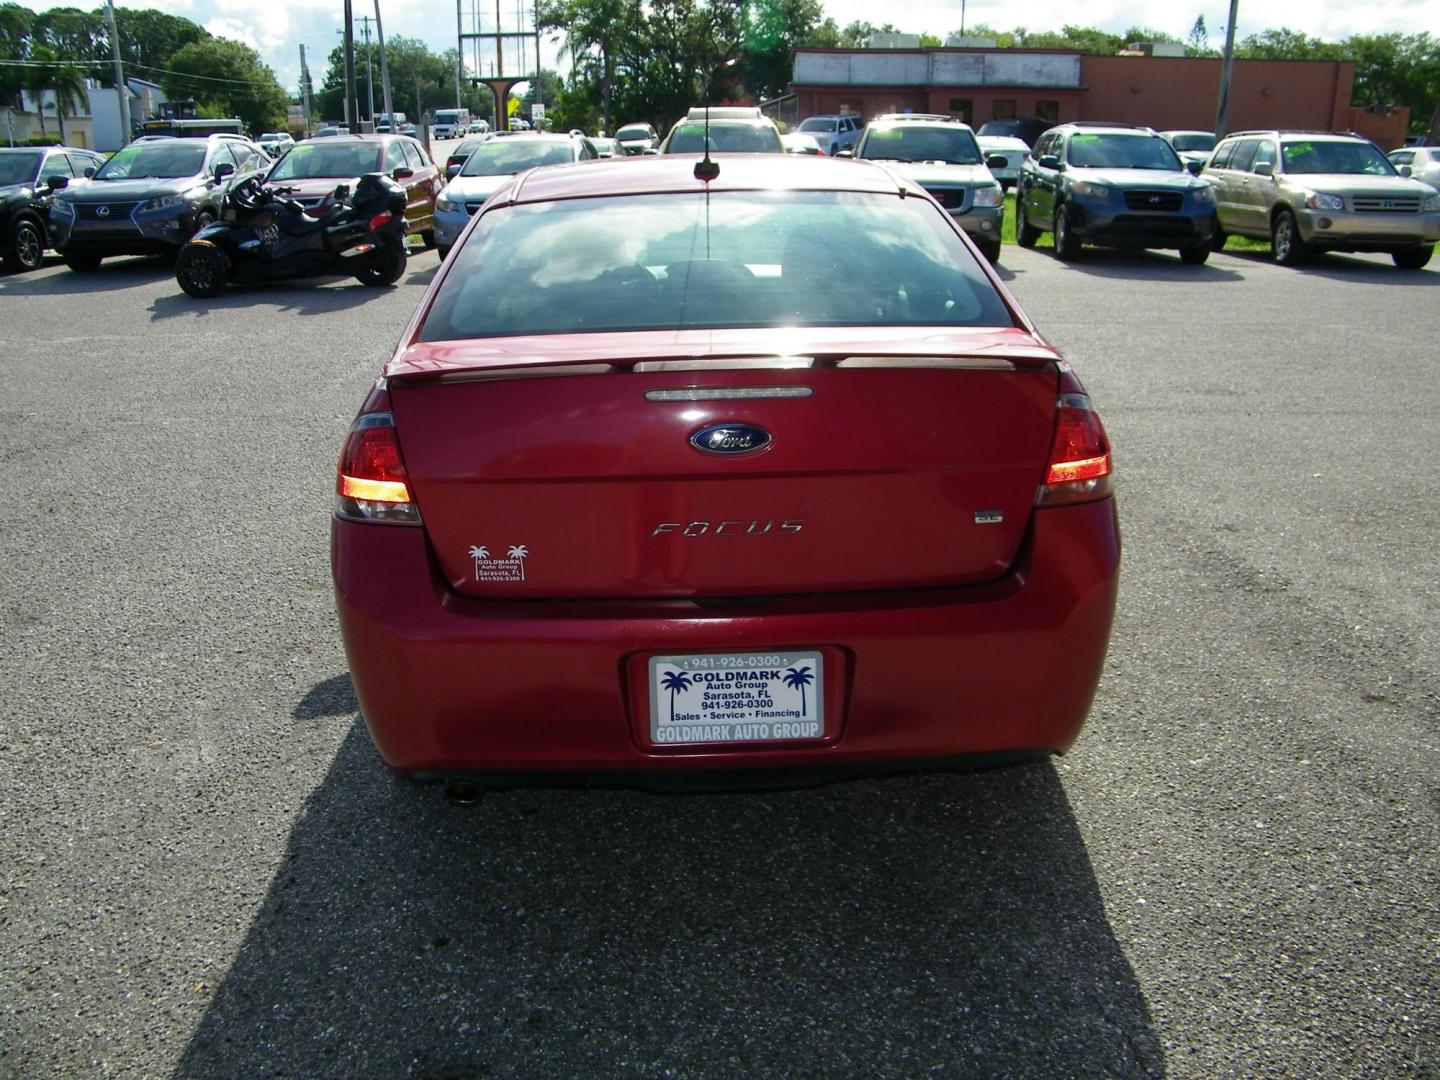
[783,666,814,715]
[468,546,489,579]
[660,669,693,723]
[507,545,529,580]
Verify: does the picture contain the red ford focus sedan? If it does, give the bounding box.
[332,155,1119,787]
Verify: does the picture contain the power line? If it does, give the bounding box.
[0,57,272,87]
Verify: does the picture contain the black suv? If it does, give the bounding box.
[48,134,270,271]
[1016,122,1218,263]
[0,146,105,271]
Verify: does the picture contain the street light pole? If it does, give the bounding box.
[1215,0,1240,137]
[374,0,395,127]
[342,0,358,130]
[104,0,130,146]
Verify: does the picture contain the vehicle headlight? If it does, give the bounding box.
[972,185,1003,207]
[436,193,462,213]
[1424,194,1440,212]
[137,193,188,214]
[1306,192,1345,211]
[1070,181,1111,200]
[1191,185,1216,203]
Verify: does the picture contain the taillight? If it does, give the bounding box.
[336,387,421,524]
[1036,393,1113,506]
[367,211,394,232]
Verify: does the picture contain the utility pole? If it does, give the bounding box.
[455,0,464,109]
[1215,0,1240,137]
[299,44,313,134]
[104,0,130,147]
[342,0,358,129]
[374,0,395,127]
[358,16,376,124]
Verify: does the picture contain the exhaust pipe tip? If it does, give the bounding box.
[444,779,481,804]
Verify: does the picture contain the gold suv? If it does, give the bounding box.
[1203,130,1440,269]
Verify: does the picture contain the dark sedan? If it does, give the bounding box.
[0,146,105,271]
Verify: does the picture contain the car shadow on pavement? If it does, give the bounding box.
[1050,248,1244,282]
[175,703,1166,1078]
[1220,249,1440,284]
[0,255,172,295]
[146,281,407,321]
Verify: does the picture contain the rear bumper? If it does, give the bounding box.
[333,499,1121,777]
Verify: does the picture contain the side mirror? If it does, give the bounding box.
[212,162,235,182]
[392,166,414,181]
[985,154,1009,170]
[446,164,461,180]
[1038,154,1060,170]
[1253,161,1274,178]
[1397,164,1413,177]
[45,175,69,191]
[834,149,853,158]
[1186,159,1203,175]
[83,166,96,178]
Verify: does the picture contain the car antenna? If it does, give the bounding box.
[694,103,719,181]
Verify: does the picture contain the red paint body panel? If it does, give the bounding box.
[332,498,1119,775]
[390,362,1060,598]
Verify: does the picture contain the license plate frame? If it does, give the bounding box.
[645,650,827,747]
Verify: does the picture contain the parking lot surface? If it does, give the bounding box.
[1,241,1437,1078]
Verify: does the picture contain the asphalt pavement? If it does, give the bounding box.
[1,237,1436,1079]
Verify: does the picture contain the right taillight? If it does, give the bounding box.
[1037,393,1113,506]
[336,387,421,524]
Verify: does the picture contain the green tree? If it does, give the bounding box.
[111,8,210,81]
[22,44,88,140]
[0,2,37,108]
[739,0,828,101]
[162,38,287,135]
[538,0,643,133]
[1236,28,1343,60]
[1187,15,1209,54]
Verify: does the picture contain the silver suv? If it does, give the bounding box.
[847,115,1007,263]
[1204,130,1440,269]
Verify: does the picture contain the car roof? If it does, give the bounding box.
[505,155,906,205]
[868,117,974,131]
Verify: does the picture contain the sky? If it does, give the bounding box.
[16,0,1440,96]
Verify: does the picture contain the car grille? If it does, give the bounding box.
[1351,196,1422,213]
[923,187,970,212]
[1123,190,1184,212]
[1109,214,1199,238]
[464,201,485,216]
[76,201,142,220]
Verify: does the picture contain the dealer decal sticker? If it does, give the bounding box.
[468,544,530,583]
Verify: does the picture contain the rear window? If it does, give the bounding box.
[269,142,384,180]
[460,140,575,175]
[419,190,1014,341]
[860,126,982,165]
[1169,133,1215,152]
[666,123,781,153]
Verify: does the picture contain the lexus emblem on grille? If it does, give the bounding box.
[96,205,110,217]
[689,423,772,456]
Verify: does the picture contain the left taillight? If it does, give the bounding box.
[336,384,421,524]
[367,210,394,232]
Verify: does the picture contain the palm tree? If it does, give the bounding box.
[659,670,693,723]
[23,47,88,144]
[468,545,489,561]
[783,666,814,715]
[507,544,529,581]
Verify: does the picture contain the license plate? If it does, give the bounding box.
[648,651,824,745]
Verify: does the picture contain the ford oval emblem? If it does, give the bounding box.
[690,423,772,456]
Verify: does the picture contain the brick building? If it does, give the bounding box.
[790,49,1409,148]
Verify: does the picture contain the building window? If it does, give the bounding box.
[1036,100,1059,124]
[949,98,973,124]
[992,100,1016,119]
